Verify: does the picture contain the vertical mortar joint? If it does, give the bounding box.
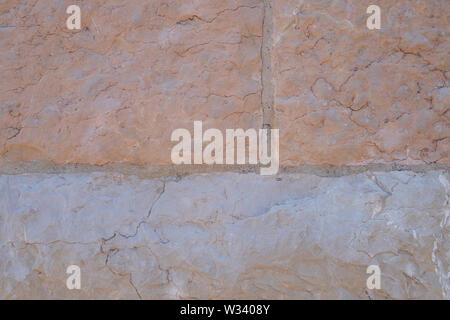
[261,0,274,129]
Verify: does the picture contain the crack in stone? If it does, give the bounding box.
[175,5,260,26]
[110,179,167,242]
[147,180,166,218]
[129,274,142,300]
[5,127,22,140]
[103,248,142,300]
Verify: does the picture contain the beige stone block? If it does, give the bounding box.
[273,0,449,166]
[0,0,263,165]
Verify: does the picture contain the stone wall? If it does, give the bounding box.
[0,0,448,299]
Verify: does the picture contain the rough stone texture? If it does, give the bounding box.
[1,0,448,167]
[274,0,449,166]
[1,171,448,299]
[1,0,449,301]
[0,0,262,165]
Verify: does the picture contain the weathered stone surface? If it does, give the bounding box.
[1,0,448,167]
[273,0,449,166]
[0,0,262,165]
[1,171,448,299]
[0,0,449,302]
